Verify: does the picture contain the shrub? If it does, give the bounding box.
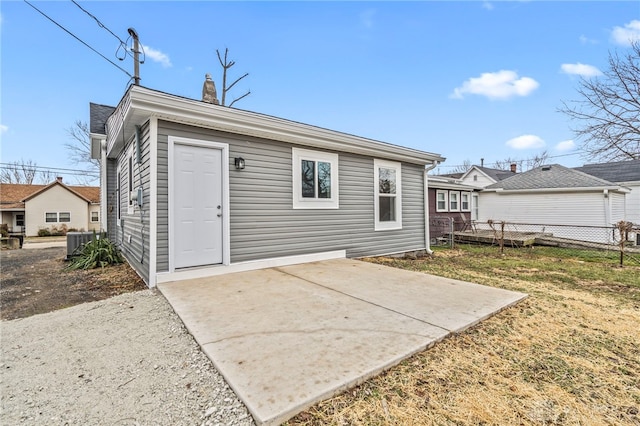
[38,228,52,237]
[66,233,123,270]
[0,224,8,238]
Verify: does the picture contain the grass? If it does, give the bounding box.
[287,244,640,426]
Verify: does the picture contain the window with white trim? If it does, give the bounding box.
[116,168,122,225]
[91,211,99,222]
[461,192,471,211]
[292,148,339,209]
[472,193,479,220]
[374,159,402,231]
[436,190,448,212]
[449,191,460,212]
[45,212,70,223]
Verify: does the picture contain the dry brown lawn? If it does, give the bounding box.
[287,246,640,425]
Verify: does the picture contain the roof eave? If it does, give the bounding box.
[483,186,628,194]
[108,86,445,165]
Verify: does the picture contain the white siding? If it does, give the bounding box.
[477,190,617,243]
[24,186,89,236]
[622,182,640,225]
[460,171,495,188]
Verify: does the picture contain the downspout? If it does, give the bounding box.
[424,161,440,254]
[100,139,108,233]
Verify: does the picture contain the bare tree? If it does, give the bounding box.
[65,120,100,185]
[560,42,640,162]
[448,159,473,175]
[492,151,549,172]
[216,48,251,107]
[0,159,53,184]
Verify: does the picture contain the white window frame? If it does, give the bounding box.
[292,148,339,209]
[127,146,135,214]
[461,192,471,212]
[449,191,460,212]
[374,159,402,231]
[436,190,448,212]
[116,165,122,226]
[91,211,99,222]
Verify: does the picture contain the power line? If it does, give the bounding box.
[0,163,99,177]
[70,0,132,61]
[23,0,132,78]
[437,150,584,169]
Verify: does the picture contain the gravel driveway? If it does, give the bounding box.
[1,290,255,426]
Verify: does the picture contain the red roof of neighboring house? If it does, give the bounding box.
[0,182,100,210]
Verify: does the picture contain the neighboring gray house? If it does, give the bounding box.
[90,85,444,287]
[574,159,640,226]
[478,164,631,244]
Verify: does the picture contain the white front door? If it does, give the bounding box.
[173,143,223,268]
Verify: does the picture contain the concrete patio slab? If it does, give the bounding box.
[158,258,526,426]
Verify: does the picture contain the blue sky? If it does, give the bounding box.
[2,1,639,183]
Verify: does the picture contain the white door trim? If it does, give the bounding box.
[168,136,230,272]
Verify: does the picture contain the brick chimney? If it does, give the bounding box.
[56,176,63,183]
[510,163,517,173]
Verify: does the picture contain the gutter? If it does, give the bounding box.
[424,161,441,254]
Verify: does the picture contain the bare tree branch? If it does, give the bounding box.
[0,159,52,184]
[215,48,250,107]
[560,41,640,162]
[64,120,100,184]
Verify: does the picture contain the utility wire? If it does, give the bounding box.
[0,163,99,177]
[23,0,132,78]
[70,0,127,46]
[437,150,584,169]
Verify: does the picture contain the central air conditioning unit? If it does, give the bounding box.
[66,232,96,259]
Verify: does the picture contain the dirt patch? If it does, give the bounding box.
[1,247,146,321]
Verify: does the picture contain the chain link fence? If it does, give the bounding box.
[430,219,640,266]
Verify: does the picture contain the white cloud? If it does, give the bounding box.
[482,2,494,11]
[451,70,539,100]
[359,9,376,29]
[142,44,172,68]
[579,35,598,45]
[506,134,546,150]
[560,63,602,77]
[555,139,576,152]
[611,20,640,46]
[0,124,8,133]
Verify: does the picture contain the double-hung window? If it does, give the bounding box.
[58,212,71,222]
[436,190,448,212]
[45,212,57,223]
[91,211,99,222]
[449,191,460,212]
[292,148,339,209]
[374,159,402,231]
[461,192,471,211]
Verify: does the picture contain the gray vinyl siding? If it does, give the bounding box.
[114,121,151,283]
[156,120,425,269]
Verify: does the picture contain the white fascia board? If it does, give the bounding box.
[123,86,444,165]
[486,186,629,194]
[461,166,495,182]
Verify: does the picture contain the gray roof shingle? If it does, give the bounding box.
[574,159,640,183]
[90,102,116,134]
[485,164,618,190]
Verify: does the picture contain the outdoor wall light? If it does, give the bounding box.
[234,157,245,170]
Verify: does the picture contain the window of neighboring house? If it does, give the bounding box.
[374,159,402,231]
[16,214,24,227]
[292,148,339,209]
[461,192,471,211]
[472,193,479,221]
[436,190,448,212]
[59,212,71,223]
[449,191,460,212]
[91,211,99,222]
[45,212,57,223]
[473,175,478,182]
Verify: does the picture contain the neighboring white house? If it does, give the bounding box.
[574,159,640,226]
[478,164,631,244]
[0,179,101,236]
[458,164,517,188]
